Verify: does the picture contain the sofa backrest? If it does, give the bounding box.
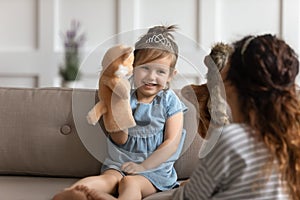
[0,87,201,179]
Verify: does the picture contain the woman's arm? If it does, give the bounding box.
[121,112,183,174]
[172,160,215,200]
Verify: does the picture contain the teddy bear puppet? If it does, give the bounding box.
[181,42,232,138]
[87,44,136,133]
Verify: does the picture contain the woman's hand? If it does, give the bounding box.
[121,162,146,174]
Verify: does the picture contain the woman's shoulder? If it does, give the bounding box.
[199,123,252,158]
[217,123,252,145]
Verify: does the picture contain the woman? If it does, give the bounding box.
[173,34,300,199]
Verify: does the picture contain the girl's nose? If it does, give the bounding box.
[146,70,156,80]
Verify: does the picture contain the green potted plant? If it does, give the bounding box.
[59,20,85,87]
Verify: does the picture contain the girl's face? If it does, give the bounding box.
[133,56,175,102]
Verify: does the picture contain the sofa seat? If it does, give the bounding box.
[0,176,77,200]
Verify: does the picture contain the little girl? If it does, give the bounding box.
[52,25,187,200]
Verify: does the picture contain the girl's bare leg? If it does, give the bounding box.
[52,169,123,200]
[118,175,157,200]
[52,188,89,200]
[86,175,157,200]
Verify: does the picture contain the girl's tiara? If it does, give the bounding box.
[135,33,176,54]
[145,33,172,49]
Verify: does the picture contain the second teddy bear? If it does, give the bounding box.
[181,43,232,138]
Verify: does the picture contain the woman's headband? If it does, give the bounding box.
[241,36,255,55]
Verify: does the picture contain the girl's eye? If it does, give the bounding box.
[158,70,167,74]
[141,66,149,70]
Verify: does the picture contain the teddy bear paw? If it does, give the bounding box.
[86,110,98,125]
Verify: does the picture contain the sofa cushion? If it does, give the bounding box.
[0,87,101,177]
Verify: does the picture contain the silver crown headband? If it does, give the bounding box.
[145,33,173,50]
[241,36,255,55]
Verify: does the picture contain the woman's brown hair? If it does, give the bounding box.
[226,34,300,200]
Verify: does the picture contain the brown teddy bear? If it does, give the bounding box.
[181,42,232,138]
[87,44,136,134]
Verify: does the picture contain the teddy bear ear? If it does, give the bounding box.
[123,46,133,56]
[122,47,134,60]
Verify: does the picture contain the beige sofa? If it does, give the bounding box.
[0,87,202,200]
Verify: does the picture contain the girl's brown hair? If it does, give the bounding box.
[226,34,300,200]
[133,25,179,68]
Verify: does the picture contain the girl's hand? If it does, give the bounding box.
[121,162,146,174]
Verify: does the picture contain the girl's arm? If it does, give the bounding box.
[121,112,184,174]
[142,112,183,169]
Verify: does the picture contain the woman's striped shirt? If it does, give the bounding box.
[172,123,289,200]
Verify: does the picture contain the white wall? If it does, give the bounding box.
[0,0,299,89]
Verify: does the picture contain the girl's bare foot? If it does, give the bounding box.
[88,189,117,200]
[75,185,95,200]
[73,185,117,200]
[52,187,88,200]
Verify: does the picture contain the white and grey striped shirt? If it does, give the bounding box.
[173,123,289,200]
